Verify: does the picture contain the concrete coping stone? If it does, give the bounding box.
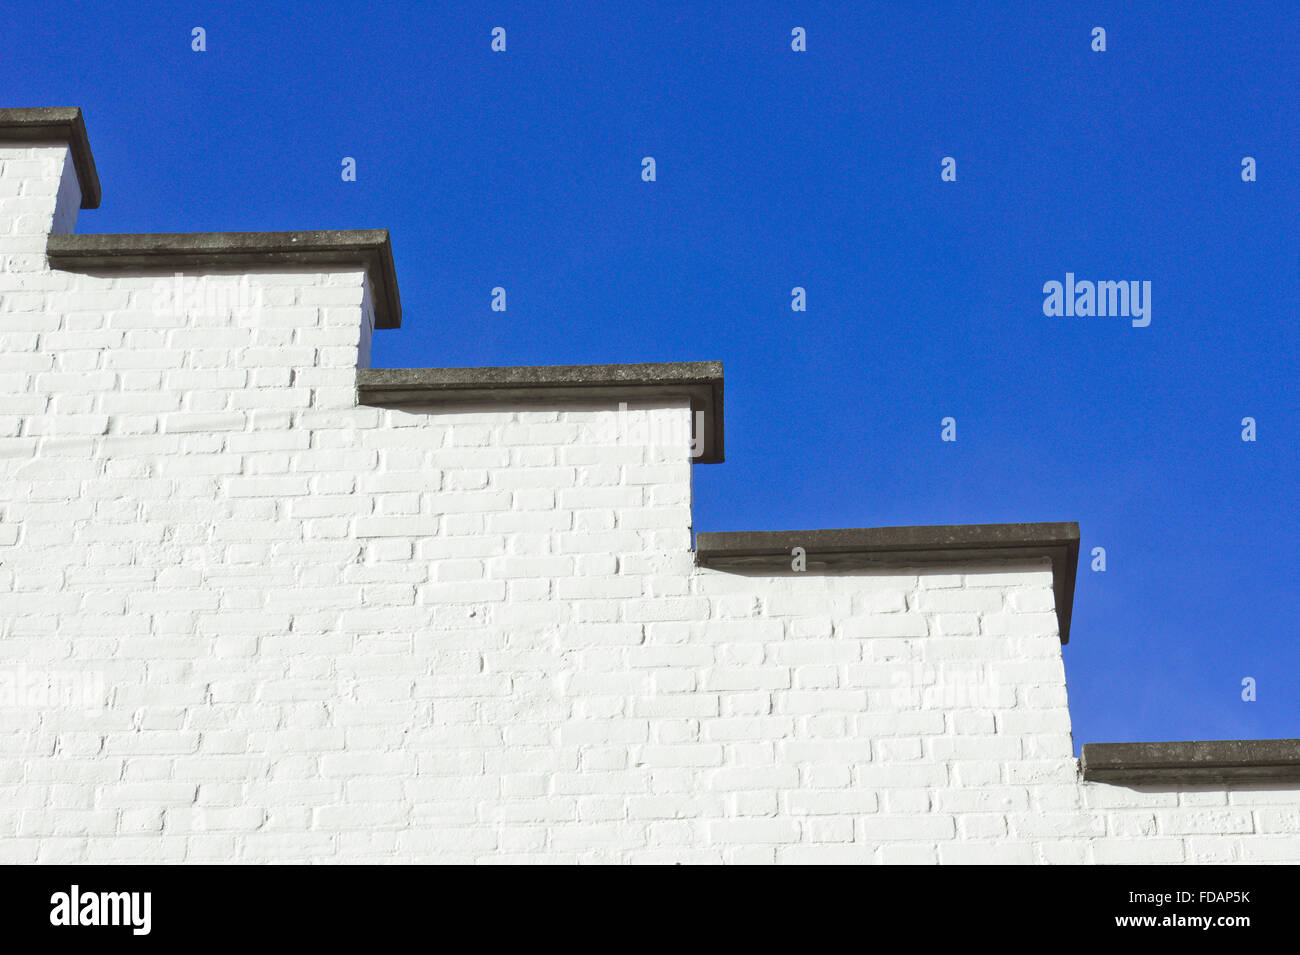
[357,361,725,463]
[0,107,101,209]
[695,522,1081,642]
[46,229,401,329]
[1081,739,1300,783]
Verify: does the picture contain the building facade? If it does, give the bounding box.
[0,109,1296,863]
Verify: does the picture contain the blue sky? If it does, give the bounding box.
[9,2,1298,751]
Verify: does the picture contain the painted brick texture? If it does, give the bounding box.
[1,143,1298,864]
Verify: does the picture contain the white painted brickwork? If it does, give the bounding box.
[1,144,1298,864]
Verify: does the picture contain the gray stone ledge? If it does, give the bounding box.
[1081,738,1300,783]
[695,522,1080,642]
[0,107,101,209]
[45,230,400,329]
[357,361,724,463]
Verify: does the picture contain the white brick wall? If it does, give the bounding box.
[2,142,1298,864]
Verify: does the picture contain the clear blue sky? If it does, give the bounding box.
[9,2,1297,752]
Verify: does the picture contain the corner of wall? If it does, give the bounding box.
[0,144,81,243]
